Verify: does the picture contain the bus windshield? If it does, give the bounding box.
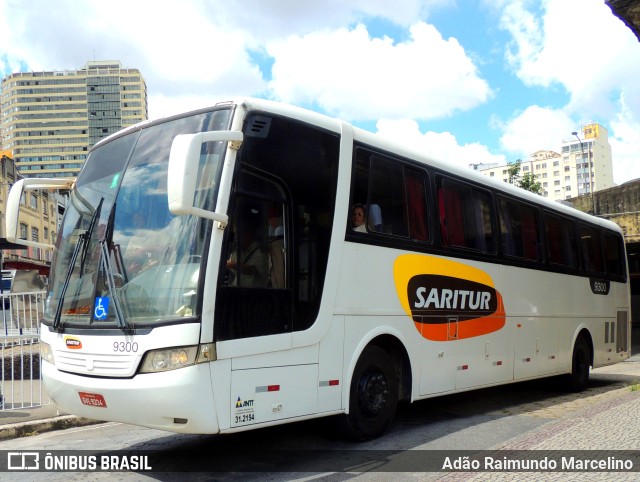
[45,108,233,329]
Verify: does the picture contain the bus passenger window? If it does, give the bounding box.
[544,213,578,269]
[579,225,604,275]
[438,177,494,253]
[604,232,626,278]
[405,169,429,241]
[349,148,429,241]
[498,197,541,262]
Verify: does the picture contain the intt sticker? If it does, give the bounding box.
[394,254,505,341]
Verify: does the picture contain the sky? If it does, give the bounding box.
[1,0,639,184]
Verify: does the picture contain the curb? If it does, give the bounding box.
[0,416,101,441]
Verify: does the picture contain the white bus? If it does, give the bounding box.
[5,99,631,440]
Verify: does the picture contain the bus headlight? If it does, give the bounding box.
[140,346,199,373]
[41,341,55,365]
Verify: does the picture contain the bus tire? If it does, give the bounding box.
[565,336,591,392]
[340,345,398,441]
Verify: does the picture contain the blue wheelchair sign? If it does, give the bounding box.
[94,297,109,320]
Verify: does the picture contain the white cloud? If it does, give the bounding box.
[201,0,453,40]
[375,119,506,169]
[500,105,574,157]
[500,0,640,118]
[609,94,640,185]
[267,22,492,122]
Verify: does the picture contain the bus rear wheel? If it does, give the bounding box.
[340,345,398,441]
[565,336,591,392]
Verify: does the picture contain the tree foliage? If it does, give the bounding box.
[506,160,543,195]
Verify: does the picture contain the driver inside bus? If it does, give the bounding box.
[226,207,269,288]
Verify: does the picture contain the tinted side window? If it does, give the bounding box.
[579,224,604,275]
[604,231,626,279]
[544,213,578,269]
[437,177,495,253]
[350,148,429,241]
[498,197,542,262]
[405,168,429,241]
[368,155,409,237]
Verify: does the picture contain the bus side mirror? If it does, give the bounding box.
[167,130,243,227]
[5,178,74,249]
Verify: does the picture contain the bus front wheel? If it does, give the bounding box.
[565,336,591,392]
[340,345,398,441]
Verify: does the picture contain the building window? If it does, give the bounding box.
[19,223,28,239]
[31,227,39,243]
[30,193,38,209]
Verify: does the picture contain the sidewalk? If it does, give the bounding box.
[1,340,639,442]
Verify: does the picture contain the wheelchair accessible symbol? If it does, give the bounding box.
[94,297,109,320]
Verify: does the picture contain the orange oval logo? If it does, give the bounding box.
[65,337,82,349]
[394,254,505,341]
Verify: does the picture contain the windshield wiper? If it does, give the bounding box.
[53,198,104,332]
[99,238,130,333]
[79,198,104,277]
[99,203,130,332]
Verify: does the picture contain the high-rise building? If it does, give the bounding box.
[476,123,614,203]
[561,123,614,199]
[0,60,147,178]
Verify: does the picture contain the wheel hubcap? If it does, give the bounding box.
[358,369,389,417]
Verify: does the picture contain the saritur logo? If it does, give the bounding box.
[394,254,506,341]
[65,337,82,349]
[410,275,498,321]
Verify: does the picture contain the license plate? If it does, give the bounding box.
[79,391,107,408]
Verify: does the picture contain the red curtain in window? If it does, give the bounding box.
[439,186,464,247]
[406,175,428,240]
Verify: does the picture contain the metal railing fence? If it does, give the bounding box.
[1,291,49,411]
